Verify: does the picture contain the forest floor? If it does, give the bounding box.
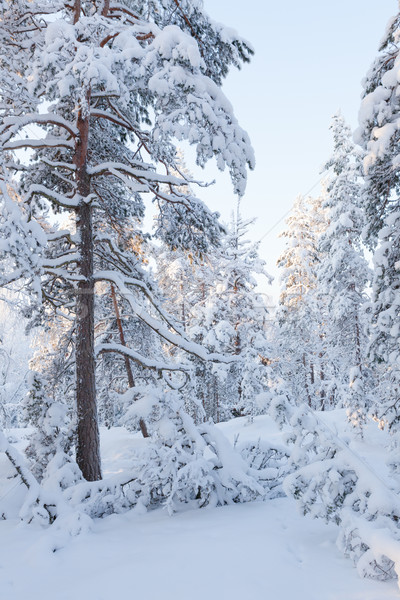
[0,415,399,600]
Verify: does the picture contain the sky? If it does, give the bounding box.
[187,0,397,302]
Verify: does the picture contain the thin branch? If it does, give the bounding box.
[27,185,80,209]
[171,0,204,57]
[1,114,78,138]
[97,343,189,372]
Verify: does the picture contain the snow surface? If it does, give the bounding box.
[0,417,399,600]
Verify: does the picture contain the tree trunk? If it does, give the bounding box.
[303,353,312,407]
[214,376,219,423]
[73,0,81,24]
[320,363,326,411]
[75,96,102,481]
[110,284,149,438]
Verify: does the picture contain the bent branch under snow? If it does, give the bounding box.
[95,270,241,364]
[96,343,190,373]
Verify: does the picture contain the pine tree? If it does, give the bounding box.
[0,1,44,291]
[154,242,210,421]
[0,298,33,428]
[355,5,400,245]
[370,213,400,432]
[23,372,81,489]
[0,0,254,480]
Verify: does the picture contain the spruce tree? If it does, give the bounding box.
[356,5,400,432]
[157,209,271,422]
[317,113,371,424]
[196,210,271,420]
[275,195,328,409]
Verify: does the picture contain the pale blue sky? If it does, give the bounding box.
[192,0,396,301]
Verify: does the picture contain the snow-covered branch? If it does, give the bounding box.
[3,138,74,151]
[1,113,78,139]
[27,185,80,208]
[96,342,190,373]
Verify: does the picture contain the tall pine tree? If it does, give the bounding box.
[0,0,254,480]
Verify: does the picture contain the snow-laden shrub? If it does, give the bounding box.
[282,404,400,583]
[23,372,81,489]
[237,438,290,499]
[119,389,266,514]
[1,389,273,538]
[0,428,55,524]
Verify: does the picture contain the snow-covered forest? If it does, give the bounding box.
[2,1,400,598]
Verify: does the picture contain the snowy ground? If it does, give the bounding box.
[0,416,399,600]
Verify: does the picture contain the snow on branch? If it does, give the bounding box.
[3,138,74,151]
[96,342,190,373]
[43,253,81,270]
[94,263,191,341]
[27,185,80,208]
[1,113,78,139]
[90,108,133,130]
[88,162,189,186]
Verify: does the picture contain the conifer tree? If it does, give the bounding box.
[370,214,400,432]
[23,372,81,489]
[275,195,328,409]
[317,113,371,424]
[156,209,271,422]
[0,0,254,480]
[194,210,271,420]
[282,402,400,582]
[355,5,400,432]
[355,6,400,245]
[0,299,32,427]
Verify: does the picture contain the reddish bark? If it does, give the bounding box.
[73,0,81,24]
